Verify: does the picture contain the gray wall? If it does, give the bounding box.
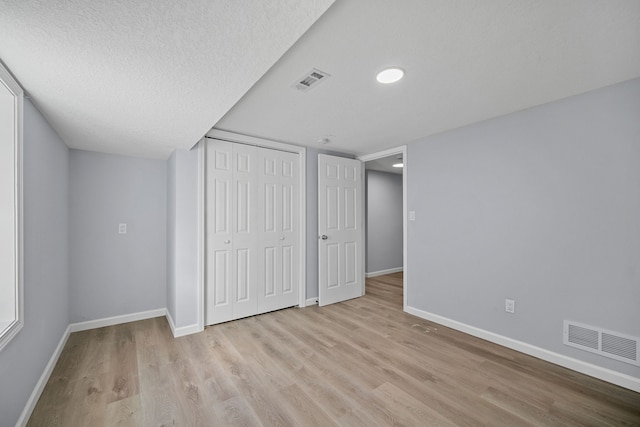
[0,100,69,427]
[366,170,403,274]
[166,147,199,328]
[407,78,640,377]
[69,150,167,322]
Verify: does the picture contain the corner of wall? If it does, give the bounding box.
[165,310,202,338]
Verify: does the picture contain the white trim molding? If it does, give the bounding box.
[15,325,71,427]
[365,267,403,278]
[166,310,202,338]
[305,297,318,306]
[69,308,166,333]
[208,129,304,153]
[405,305,640,393]
[358,146,406,162]
[196,139,206,332]
[0,60,24,353]
[298,148,307,308]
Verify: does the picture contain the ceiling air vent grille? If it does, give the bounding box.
[564,321,640,366]
[292,68,331,92]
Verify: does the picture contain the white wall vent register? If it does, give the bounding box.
[292,68,330,92]
[564,321,639,366]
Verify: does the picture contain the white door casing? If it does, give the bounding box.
[318,154,364,306]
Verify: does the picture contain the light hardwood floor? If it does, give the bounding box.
[29,273,640,426]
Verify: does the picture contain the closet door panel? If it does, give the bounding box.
[264,246,277,297]
[231,143,258,320]
[257,149,282,313]
[257,148,299,313]
[282,244,294,294]
[206,141,233,325]
[279,151,299,307]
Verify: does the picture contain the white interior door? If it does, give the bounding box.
[318,154,364,306]
[257,148,299,313]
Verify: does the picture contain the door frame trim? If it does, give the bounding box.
[204,129,308,310]
[357,145,408,311]
[197,138,206,331]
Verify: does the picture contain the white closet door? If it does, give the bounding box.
[206,139,300,326]
[206,141,259,325]
[231,143,258,320]
[205,140,233,325]
[257,148,299,314]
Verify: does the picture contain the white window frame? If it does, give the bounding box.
[0,61,24,352]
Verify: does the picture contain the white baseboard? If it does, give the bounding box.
[16,324,72,427]
[405,306,640,393]
[305,297,318,306]
[69,308,166,333]
[165,310,202,338]
[365,267,403,278]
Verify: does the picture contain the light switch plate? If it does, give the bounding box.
[505,299,515,313]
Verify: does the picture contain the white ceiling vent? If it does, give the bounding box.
[292,68,331,92]
[564,321,639,366]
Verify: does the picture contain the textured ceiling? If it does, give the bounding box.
[0,0,334,158]
[216,0,640,156]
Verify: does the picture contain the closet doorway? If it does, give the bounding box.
[204,132,306,326]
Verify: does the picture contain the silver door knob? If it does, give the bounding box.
[321,235,328,240]
[280,237,285,240]
[224,240,231,244]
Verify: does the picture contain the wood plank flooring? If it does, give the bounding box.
[28,273,640,426]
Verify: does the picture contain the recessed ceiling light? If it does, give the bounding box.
[392,162,404,168]
[376,67,404,84]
